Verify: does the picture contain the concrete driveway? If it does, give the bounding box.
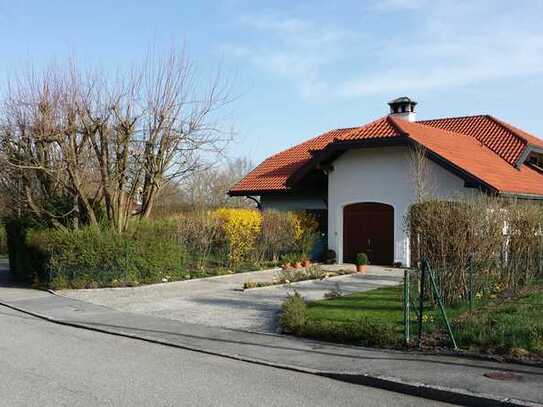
[58,265,403,333]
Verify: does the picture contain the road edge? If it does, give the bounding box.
[0,299,540,407]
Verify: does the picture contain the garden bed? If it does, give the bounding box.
[280,282,543,363]
[242,265,355,290]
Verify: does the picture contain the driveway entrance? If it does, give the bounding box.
[57,266,402,333]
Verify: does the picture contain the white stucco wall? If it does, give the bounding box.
[261,194,327,211]
[328,147,475,267]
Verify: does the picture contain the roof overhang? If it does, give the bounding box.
[498,191,543,200]
[228,189,289,197]
[287,136,410,187]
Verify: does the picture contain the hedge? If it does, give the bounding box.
[20,221,186,289]
[407,197,543,305]
[6,209,319,289]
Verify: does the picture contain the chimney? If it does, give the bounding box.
[388,96,417,122]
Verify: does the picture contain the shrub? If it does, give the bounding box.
[24,221,186,289]
[280,292,307,335]
[291,212,319,259]
[214,208,262,268]
[260,210,298,261]
[407,197,543,305]
[355,253,369,266]
[303,318,401,347]
[172,211,223,273]
[5,207,322,288]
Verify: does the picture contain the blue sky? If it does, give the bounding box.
[1,0,543,164]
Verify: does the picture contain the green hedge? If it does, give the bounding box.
[19,221,186,289]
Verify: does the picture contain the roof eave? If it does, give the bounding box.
[286,136,410,187]
[228,188,290,197]
[498,191,543,200]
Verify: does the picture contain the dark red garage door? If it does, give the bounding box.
[343,202,394,265]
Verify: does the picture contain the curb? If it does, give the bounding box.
[0,300,540,407]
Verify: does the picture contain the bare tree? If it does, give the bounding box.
[0,49,232,231]
[409,142,433,202]
[154,157,255,214]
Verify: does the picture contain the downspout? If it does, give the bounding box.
[246,196,262,210]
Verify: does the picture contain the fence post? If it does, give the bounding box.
[417,261,425,349]
[403,269,410,345]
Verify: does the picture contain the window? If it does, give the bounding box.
[528,153,543,171]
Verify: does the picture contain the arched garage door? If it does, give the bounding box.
[343,203,394,265]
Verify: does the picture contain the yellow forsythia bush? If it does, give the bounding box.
[214,208,262,266]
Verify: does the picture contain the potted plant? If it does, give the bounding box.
[280,255,292,270]
[355,252,369,273]
[302,257,311,268]
[293,253,303,269]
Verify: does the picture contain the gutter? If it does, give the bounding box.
[499,191,543,201]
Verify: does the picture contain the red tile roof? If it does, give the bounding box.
[391,118,543,196]
[229,114,543,197]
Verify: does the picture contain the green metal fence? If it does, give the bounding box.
[403,258,458,350]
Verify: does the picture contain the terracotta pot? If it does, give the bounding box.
[356,264,368,273]
[281,263,291,270]
[294,262,303,269]
[302,259,311,268]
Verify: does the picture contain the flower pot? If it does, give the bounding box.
[281,263,291,270]
[294,262,303,269]
[356,264,368,273]
[302,259,311,268]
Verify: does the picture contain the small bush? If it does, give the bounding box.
[280,292,307,335]
[355,253,368,266]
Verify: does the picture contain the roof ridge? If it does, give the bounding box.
[417,114,489,123]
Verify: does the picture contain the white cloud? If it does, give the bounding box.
[224,13,360,101]
[225,2,543,100]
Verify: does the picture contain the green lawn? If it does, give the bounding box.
[307,285,404,324]
[298,282,543,356]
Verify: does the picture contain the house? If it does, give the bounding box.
[229,97,543,267]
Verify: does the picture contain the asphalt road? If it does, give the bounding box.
[0,305,452,407]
